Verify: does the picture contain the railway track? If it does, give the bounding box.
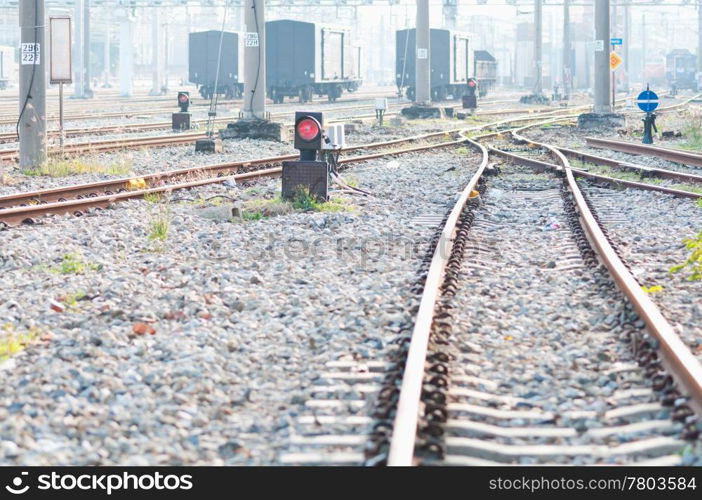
[375,129,702,465]
[0,97,547,145]
[584,137,702,169]
[0,108,591,227]
[279,113,702,465]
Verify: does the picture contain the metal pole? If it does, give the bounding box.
[150,7,161,95]
[594,0,611,113]
[73,0,83,98]
[642,13,646,86]
[103,15,110,87]
[59,82,64,152]
[19,0,47,169]
[698,0,702,77]
[243,0,265,119]
[624,3,630,90]
[118,13,133,97]
[84,0,91,97]
[534,0,543,96]
[163,22,169,92]
[563,0,571,99]
[415,0,430,104]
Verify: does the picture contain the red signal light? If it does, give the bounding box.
[468,80,476,87]
[297,118,320,142]
[179,94,189,103]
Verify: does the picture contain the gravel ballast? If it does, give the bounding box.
[0,146,480,465]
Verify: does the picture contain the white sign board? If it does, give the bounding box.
[594,39,604,52]
[245,32,259,47]
[417,48,428,59]
[21,43,40,65]
[49,16,72,83]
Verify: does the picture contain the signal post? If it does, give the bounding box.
[401,0,442,119]
[224,0,286,142]
[578,0,625,129]
[19,0,47,169]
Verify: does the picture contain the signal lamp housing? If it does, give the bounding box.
[294,111,324,152]
[177,91,190,112]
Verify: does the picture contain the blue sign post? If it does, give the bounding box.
[610,38,623,46]
[636,89,659,112]
[637,88,659,144]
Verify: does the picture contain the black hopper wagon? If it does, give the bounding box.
[266,19,362,103]
[396,28,479,101]
[474,50,497,97]
[188,30,244,100]
[665,48,698,91]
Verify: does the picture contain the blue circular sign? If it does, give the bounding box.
[636,90,659,112]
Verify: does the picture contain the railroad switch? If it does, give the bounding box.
[642,112,657,145]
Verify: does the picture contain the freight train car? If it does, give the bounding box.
[188,30,244,99]
[266,19,362,103]
[474,50,497,97]
[396,28,477,101]
[665,48,697,91]
[0,46,15,90]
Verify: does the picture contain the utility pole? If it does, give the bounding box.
[84,0,91,97]
[698,0,702,78]
[415,0,430,104]
[103,18,110,87]
[73,0,84,97]
[624,4,630,90]
[243,0,266,119]
[19,0,47,169]
[533,0,543,96]
[594,0,611,113]
[150,7,162,95]
[563,0,571,99]
[118,12,133,96]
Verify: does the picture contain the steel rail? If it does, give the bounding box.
[557,146,702,185]
[387,136,489,467]
[585,137,702,168]
[508,127,702,414]
[0,135,472,226]
[0,109,583,210]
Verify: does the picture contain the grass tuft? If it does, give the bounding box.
[21,155,133,178]
[52,253,102,274]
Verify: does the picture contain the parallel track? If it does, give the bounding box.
[377,121,702,466]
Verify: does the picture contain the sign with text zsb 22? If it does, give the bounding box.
[636,90,659,112]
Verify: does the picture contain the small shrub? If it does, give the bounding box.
[53,253,101,274]
[670,230,702,281]
[149,210,171,242]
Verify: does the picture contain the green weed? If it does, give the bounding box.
[0,324,42,361]
[21,156,132,178]
[670,230,702,281]
[52,253,102,274]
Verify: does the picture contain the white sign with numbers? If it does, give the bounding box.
[245,32,259,47]
[21,43,40,65]
[417,48,428,59]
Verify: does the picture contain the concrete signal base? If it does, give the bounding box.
[577,113,626,130]
[195,138,224,153]
[401,105,443,120]
[220,120,288,142]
